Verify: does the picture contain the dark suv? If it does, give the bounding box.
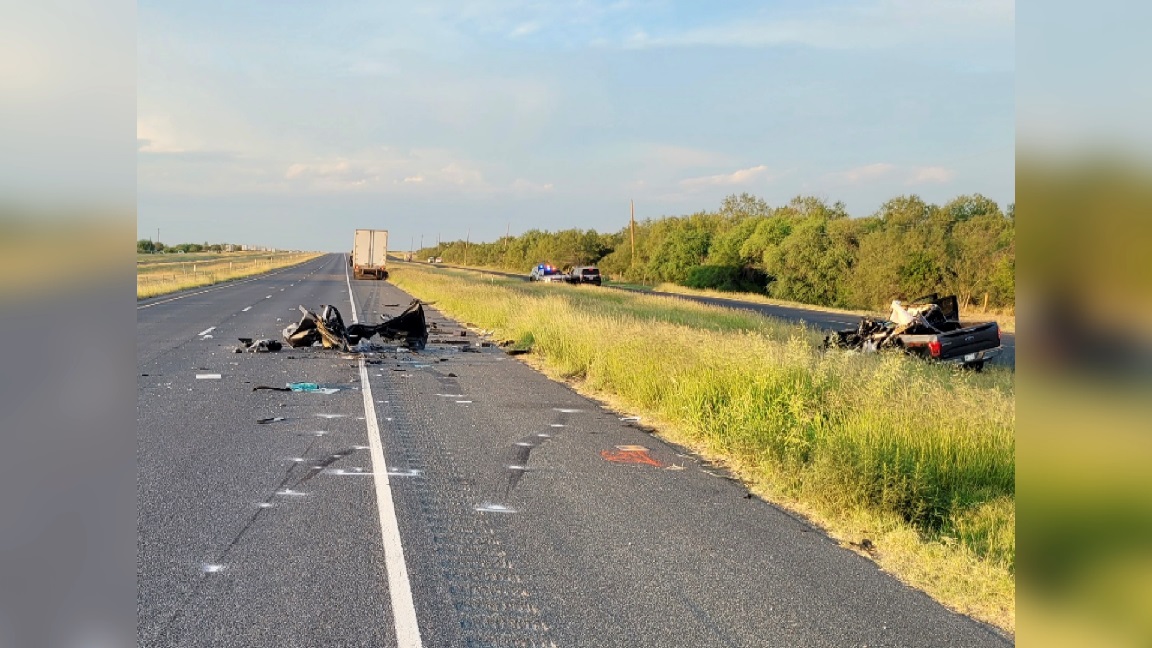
[569,266,602,286]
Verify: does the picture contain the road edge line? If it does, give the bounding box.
[347,257,424,648]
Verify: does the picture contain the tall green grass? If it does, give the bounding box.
[392,264,1016,628]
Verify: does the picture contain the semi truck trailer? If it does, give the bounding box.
[352,229,389,280]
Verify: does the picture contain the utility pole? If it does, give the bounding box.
[156,227,160,254]
[465,228,471,266]
[504,222,510,253]
[629,200,636,266]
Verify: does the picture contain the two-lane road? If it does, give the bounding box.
[138,253,1011,646]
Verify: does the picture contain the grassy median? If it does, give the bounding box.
[137,251,323,299]
[392,263,1016,632]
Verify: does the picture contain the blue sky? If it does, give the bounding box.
[138,0,1014,252]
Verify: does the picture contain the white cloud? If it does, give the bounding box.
[510,178,555,193]
[402,175,425,183]
[136,118,190,153]
[679,164,773,190]
[834,162,896,184]
[908,166,956,184]
[509,21,539,37]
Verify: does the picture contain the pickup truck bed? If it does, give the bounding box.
[897,321,1001,366]
[823,294,1002,369]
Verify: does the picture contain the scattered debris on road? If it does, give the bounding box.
[234,338,283,353]
[251,382,341,394]
[282,300,430,351]
[601,445,663,467]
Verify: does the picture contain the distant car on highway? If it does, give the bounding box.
[529,263,567,283]
[568,266,602,286]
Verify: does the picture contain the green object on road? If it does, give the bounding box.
[287,382,339,394]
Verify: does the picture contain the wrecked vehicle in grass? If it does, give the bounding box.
[824,294,1001,370]
[283,300,429,351]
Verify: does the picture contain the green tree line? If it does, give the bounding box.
[418,192,1014,311]
[137,240,243,254]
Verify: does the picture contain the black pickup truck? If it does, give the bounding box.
[825,294,1002,369]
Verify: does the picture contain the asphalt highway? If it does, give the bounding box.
[138,253,1012,647]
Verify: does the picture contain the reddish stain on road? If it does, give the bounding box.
[601,445,663,467]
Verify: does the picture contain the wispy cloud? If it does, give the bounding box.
[510,178,555,193]
[833,162,896,184]
[679,164,773,190]
[509,21,540,37]
[908,166,956,184]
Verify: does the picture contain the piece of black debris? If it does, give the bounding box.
[447,373,458,377]
[506,349,530,356]
[257,417,287,424]
[235,338,283,353]
[253,385,291,392]
[283,300,430,351]
[283,305,351,351]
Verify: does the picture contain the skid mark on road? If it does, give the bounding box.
[367,361,558,647]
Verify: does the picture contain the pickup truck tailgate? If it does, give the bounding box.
[938,322,999,359]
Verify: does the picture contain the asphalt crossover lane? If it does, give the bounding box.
[138,253,1012,647]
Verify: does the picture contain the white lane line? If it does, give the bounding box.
[346,259,424,648]
[196,373,221,380]
[242,306,252,312]
[197,326,216,337]
[265,295,272,299]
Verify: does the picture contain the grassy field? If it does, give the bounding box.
[136,250,323,298]
[392,263,1016,632]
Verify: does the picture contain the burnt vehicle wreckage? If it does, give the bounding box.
[823,294,1002,369]
[281,299,430,352]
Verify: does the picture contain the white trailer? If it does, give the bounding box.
[352,229,389,280]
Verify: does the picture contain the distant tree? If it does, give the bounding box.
[739,217,792,264]
[949,209,1012,308]
[137,239,155,253]
[718,192,771,219]
[707,217,763,266]
[775,195,849,221]
[763,218,852,306]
